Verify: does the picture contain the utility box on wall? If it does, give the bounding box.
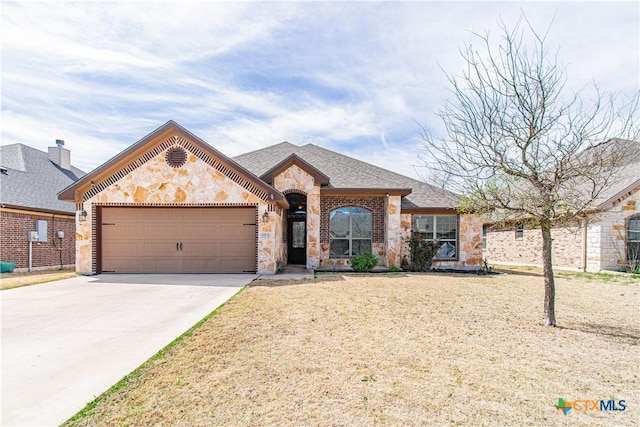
[36,220,48,242]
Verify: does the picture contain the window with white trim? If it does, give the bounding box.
[482,225,487,249]
[329,207,372,257]
[515,223,524,239]
[412,215,458,259]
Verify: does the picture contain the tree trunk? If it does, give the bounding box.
[541,224,557,326]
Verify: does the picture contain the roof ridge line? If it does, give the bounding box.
[233,141,299,159]
[299,143,437,188]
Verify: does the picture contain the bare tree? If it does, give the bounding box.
[420,17,639,326]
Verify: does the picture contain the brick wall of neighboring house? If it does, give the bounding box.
[0,210,76,270]
[483,222,584,270]
[483,188,640,272]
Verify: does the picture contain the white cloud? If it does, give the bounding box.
[1,1,638,180]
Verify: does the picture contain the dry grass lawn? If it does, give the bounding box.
[0,268,77,290]
[64,271,638,426]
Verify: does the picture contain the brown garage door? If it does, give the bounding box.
[100,207,256,273]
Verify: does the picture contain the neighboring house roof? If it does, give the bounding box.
[482,138,640,224]
[234,142,460,210]
[587,139,640,209]
[0,144,85,214]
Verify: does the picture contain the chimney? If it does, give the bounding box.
[48,139,71,170]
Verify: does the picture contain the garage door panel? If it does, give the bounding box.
[141,259,182,272]
[220,241,254,254]
[140,209,180,221]
[181,208,216,221]
[218,225,255,239]
[182,258,219,273]
[142,224,179,237]
[141,241,180,257]
[101,207,256,273]
[181,225,221,239]
[102,241,142,257]
[220,259,255,273]
[102,257,142,273]
[181,242,219,256]
[104,225,139,236]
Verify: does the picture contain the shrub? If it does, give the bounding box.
[388,265,401,273]
[351,253,378,272]
[408,233,440,272]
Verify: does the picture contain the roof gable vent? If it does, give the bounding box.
[166,146,187,168]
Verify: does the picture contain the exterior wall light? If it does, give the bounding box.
[262,211,270,223]
[78,209,88,222]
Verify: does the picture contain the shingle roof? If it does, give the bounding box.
[482,138,640,223]
[590,139,640,208]
[234,142,460,209]
[0,144,85,214]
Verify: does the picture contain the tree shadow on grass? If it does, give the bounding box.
[558,323,640,344]
[492,268,545,278]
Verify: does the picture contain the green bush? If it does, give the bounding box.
[388,265,401,273]
[408,233,440,272]
[351,252,378,272]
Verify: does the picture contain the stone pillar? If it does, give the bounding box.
[75,200,93,274]
[385,195,402,267]
[306,185,321,269]
[458,214,483,266]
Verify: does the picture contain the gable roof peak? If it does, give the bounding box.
[0,143,28,171]
[58,121,286,206]
[261,153,330,185]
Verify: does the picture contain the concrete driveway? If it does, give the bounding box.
[1,274,254,426]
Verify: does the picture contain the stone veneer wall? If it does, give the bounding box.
[456,214,483,266]
[585,189,639,272]
[76,145,279,274]
[399,213,412,265]
[385,196,403,267]
[483,223,583,270]
[259,204,284,273]
[272,164,321,269]
[319,195,385,267]
[483,188,639,272]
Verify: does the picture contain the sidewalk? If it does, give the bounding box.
[257,264,314,281]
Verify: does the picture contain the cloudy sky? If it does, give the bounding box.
[2,1,638,179]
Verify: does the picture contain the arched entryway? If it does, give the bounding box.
[286,192,307,264]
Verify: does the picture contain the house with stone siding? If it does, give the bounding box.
[482,139,640,272]
[58,120,483,275]
[1,141,85,271]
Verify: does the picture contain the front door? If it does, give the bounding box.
[288,218,306,264]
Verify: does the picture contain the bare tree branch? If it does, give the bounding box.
[418,16,640,326]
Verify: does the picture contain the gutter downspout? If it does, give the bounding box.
[28,239,33,272]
